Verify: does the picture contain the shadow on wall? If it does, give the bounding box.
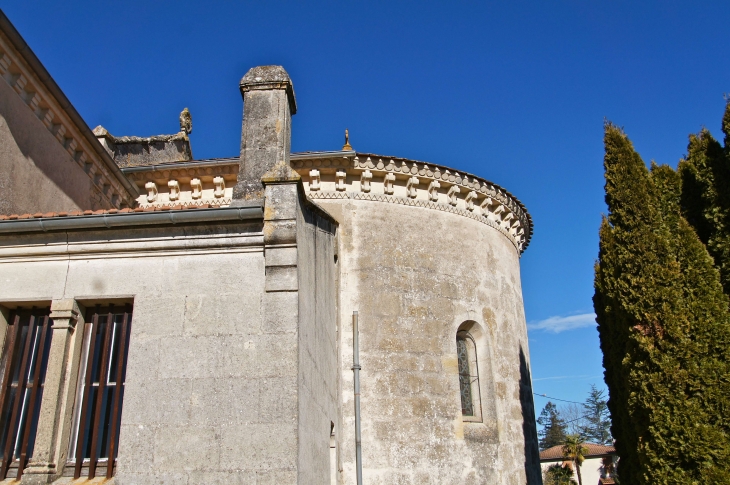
[1,105,90,211]
[520,346,543,485]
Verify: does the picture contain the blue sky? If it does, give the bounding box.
[3,2,729,412]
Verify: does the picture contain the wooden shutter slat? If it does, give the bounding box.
[74,312,100,479]
[105,306,130,479]
[16,316,51,480]
[0,314,21,480]
[1,314,36,478]
[87,309,114,479]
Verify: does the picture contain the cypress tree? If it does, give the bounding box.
[677,99,730,295]
[594,123,730,484]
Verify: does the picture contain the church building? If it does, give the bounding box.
[0,10,541,484]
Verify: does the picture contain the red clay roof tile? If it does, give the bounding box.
[540,443,616,461]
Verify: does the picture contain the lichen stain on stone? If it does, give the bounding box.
[442,355,458,375]
[482,307,497,336]
[495,381,507,399]
[453,416,465,440]
[276,119,282,134]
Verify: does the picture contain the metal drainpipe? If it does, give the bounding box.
[352,311,363,485]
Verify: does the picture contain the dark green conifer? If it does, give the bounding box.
[594,123,730,484]
[677,100,730,295]
[537,402,568,450]
[579,385,611,445]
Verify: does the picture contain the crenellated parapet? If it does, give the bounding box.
[291,152,533,253]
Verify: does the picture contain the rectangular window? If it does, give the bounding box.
[68,305,132,480]
[0,308,52,481]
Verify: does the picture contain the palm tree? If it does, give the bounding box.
[562,434,588,485]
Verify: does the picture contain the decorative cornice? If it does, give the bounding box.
[0,17,138,209]
[116,151,534,252]
[126,163,237,207]
[292,153,533,253]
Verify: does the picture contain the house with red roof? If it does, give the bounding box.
[540,443,618,485]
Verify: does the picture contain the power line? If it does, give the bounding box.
[533,392,583,405]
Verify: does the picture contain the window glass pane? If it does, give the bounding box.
[457,337,474,416]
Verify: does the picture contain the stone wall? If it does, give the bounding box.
[296,196,339,483]
[316,197,541,485]
[0,218,317,484]
[0,77,96,215]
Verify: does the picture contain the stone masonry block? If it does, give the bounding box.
[218,334,297,378]
[256,469,297,484]
[264,265,298,292]
[122,378,191,426]
[114,472,190,485]
[190,378,258,425]
[116,423,154,474]
[188,471,256,485]
[131,295,185,337]
[154,425,219,472]
[264,246,297,267]
[219,423,296,470]
[158,336,218,379]
[183,292,261,336]
[264,183,299,221]
[258,376,298,424]
[262,291,298,334]
[263,219,296,246]
[124,337,161,383]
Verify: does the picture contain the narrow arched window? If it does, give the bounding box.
[456,331,481,418]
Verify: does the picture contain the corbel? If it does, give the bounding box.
[309,169,321,191]
[168,180,180,201]
[428,180,440,202]
[336,170,347,191]
[145,181,158,203]
[383,172,396,195]
[447,185,460,206]
[191,178,203,199]
[465,191,478,211]
[406,176,419,198]
[213,176,226,198]
[360,169,373,193]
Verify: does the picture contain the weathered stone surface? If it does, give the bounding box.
[94,119,194,168]
[232,66,296,202]
[316,198,541,484]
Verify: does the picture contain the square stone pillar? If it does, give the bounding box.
[232,65,297,203]
[21,299,85,484]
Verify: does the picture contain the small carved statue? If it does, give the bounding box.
[343,129,353,151]
[180,107,193,135]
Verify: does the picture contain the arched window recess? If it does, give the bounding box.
[456,330,482,422]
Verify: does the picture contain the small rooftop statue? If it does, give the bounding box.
[342,129,353,151]
[180,107,192,136]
